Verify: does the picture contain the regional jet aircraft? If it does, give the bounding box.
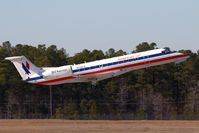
[5,48,189,85]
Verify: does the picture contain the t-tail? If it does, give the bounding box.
[5,56,42,81]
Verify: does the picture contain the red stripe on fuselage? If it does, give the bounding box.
[35,76,74,85]
[34,54,188,85]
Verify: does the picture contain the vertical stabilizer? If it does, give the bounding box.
[5,56,42,80]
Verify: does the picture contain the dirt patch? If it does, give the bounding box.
[0,120,199,133]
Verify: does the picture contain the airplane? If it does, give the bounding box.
[5,48,189,85]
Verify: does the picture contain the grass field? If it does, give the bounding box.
[0,120,199,133]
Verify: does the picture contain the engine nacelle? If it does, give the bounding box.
[42,65,73,79]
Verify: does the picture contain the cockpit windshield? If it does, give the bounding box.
[162,47,171,54]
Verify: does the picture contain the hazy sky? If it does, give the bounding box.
[0,0,198,55]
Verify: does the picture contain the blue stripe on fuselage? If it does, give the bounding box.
[26,76,43,81]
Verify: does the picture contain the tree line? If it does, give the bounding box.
[0,41,199,119]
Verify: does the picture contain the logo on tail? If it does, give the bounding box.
[22,61,31,75]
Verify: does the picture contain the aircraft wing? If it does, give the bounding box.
[77,69,130,82]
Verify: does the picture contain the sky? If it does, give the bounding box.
[0,0,198,55]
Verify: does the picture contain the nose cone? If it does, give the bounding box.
[181,53,190,59]
[174,52,190,64]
